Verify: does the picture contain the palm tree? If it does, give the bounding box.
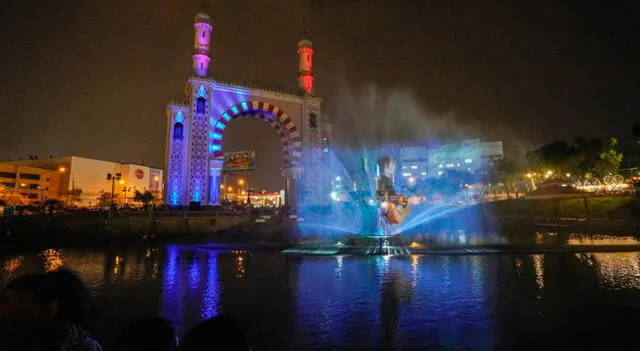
[134,190,155,210]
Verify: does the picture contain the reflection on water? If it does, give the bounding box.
[567,234,640,246]
[532,255,545,290]
[41,248,63,272]
[575,252,640,289]
[1,239,640,349]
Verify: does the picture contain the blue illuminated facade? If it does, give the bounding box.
[164,12,329,207]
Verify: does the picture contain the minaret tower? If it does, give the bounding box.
[297,39,314,95]
[192,13,213,77]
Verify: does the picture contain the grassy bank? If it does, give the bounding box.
[485,195,639,220]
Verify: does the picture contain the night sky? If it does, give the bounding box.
[1,1,638,190]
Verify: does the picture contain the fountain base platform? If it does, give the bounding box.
[281,235,411,256]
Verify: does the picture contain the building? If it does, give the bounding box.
[426,139,504,176]
[165,12,330,208]
[0,164,62,204]
[399,146,429,185]
[395,140,504,181]
[0,156,163,207]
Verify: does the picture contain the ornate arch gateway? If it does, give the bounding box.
[164,12,330,208]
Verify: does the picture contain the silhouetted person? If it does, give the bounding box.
[0,270,102,351]
[111,317,177,351]
[180,315,251,351]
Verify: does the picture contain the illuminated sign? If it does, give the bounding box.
[223,151,256,172]
[135,169,145,179]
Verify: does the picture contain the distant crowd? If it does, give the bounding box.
[0,270,252,351]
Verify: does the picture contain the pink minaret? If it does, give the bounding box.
[192,13,213,77]
[297,39,314,95]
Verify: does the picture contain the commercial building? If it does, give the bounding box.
[397,139,504,181]
[399,146,429,185]
[0,164,62,204]
[425,139,504,176]
[0,156,163,207]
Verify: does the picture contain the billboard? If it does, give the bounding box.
[223,151,256,172]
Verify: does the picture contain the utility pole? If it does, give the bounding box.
[106,173,122,217]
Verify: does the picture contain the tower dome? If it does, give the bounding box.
[195,12,211,24]
[297,39,313,50]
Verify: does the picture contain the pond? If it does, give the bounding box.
[2,235,640,350]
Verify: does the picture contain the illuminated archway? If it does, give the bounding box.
[210,101,302,167]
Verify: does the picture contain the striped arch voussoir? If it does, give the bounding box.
[210,101,301,165]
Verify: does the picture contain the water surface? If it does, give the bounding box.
[2,236,640,350]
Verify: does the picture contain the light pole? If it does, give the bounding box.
[122,186,132,206]
[39,186,48,212]
[238,179,248,205]
[106,172,121,216]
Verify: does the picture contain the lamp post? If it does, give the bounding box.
[238,179,248,205]
[106,172,121,217]
[39,186,48,212]
[122,186,132,206]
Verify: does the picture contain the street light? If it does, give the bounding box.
[106,172,122,216]
[122,186,132,205]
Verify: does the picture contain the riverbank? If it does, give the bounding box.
[2,196,639,251]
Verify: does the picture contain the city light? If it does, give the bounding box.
[58,167,66,173]
[238,179,245,185]
[228,186,233,192]
[119,179,125,185]
[408,177,416,184]
[335,176,341,181]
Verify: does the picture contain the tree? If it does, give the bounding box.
[97,191,115,207]
[0,185,27,207]
[593,137,623,177]
[486,158,522,199]
[134,190,155,208]
[66,187,83,206]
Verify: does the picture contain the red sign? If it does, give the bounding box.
[135,169,144,179]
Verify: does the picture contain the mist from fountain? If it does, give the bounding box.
[295,83,491,239]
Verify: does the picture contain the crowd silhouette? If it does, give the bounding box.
[0,270,252,351]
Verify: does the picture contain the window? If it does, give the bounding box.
[0,172,16,179]
[27,194,38,199]
[28,184,39,189]
[202,32,205,38]
[1,182,13,188]
[196,97,206,114]
[309,113,317,129]
[19,173,40,180]
[307,55,310,62]
[173,122,184,140]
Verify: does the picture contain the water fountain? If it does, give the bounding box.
[282,85,486,256]
[281,147,483,256]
